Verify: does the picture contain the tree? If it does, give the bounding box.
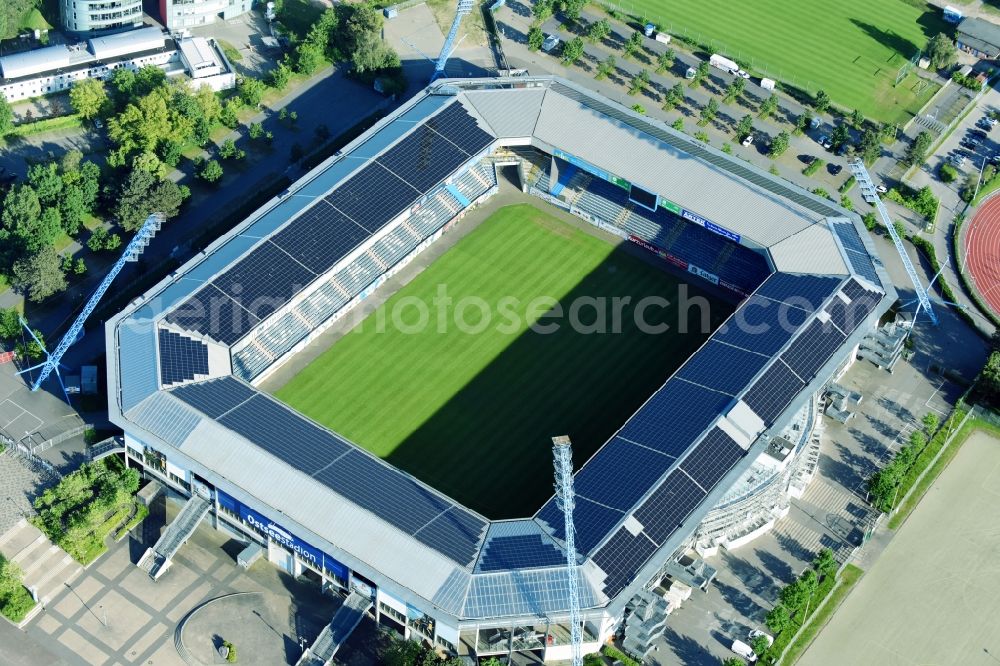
[269,59,293,90]
[532,0,553,22]
[219,99,241,129]
[73,258,86,275]
[694,130,709,142]
[758,94,778,119]
[0,308,20,340]
[218,138,244,160]
[862,212,877,230]
[794,111,813,136]
[199,159,224,183]
[766,604,792,635]
[87,227,122,252]
[699,98,719,126]
[736,114,753,140]
[114,168,186,231]
[109,68,137,101]
[671,118,684,131]
[779,579,808,613]
[813,89,830,114]
[1,185,57,254]
[108,91,173,155]
[903,131,932,167]
[769,130,790,157]
[134,65,167,98]
[749,634,771,657]
[295,40,325,74]
[352,33,400,73]
[655,48,675,74]
[561,0,585,21]
[662,83,685,111]
[527,26,544,52]
[69,78,108,120]
[927,33,957,70]
[628,69,650,96]
[977,351,1000,407]
[722,77,746,105]
[27,162,63,205]
[623,31,643,59]
[562,37,584,66]
[588,18,610,43]
[11,247,67,302]
[595,55,616,80]
[721,659,747,666]
[238,77,266,107]
[922,412,940,433]
[813,548,837,579]
[831,123,850,151]
[631,104,646,115]
[940,163,958,183]
[858,128,881,163]
[850,108,864,129]
[690,60,710,88]
[0,97,13,136]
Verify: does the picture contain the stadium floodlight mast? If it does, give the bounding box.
[552,436,583,666]
[18,213,164,401]
[848,159,938,325]
[431,0,474,82]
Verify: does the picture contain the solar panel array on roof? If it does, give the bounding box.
[213,241,316,311]
[415,508,489,567]
[742,361,805,423]
[476,533,565,572]
[312,450,486,563]
[377,125,471,192]
[164,285,261,346]
[573,437,677,512]
[825,283,881,334]
[829,220,880,285]
[677,340,771,396]
[590,527,658,598]
[617,381,733,457]
[325,162,421,233]
[634,469,706,544]
[158,329,209,385]
[537,495,624,555]
[218,394,352,471]
[425,103,495,155]
[270,204,368,274]
[678,427,745,490]
[754,273,844,311]
[170,375,257,418]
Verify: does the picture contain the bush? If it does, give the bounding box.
[939,163,958,183]
[885,184,938,221]
[602,645,641,666]
[952,71,983,91]
[802,158,824,176]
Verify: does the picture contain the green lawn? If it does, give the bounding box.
[275,204,729,517]
[628,0,947,123]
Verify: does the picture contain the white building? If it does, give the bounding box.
[61,0,144,33]
[159,0,253,29]
[0,26,236,103]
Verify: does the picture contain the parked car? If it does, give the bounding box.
[684,66,697,79]
[983,115,998,128]
[748,629,774,648]
[829,163,843,175]
[742,134,754,147]
[977,117,994,131]
[961,137,980,150]
[810,116,822,130]
[731,639,757,663]
[949,153,967,168]
[541,34,561,53]
[818,134,833,149]
[737,69,751,79]
[969,128,988,140]
[875,184,888,194]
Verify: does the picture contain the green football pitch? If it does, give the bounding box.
[627,0,946,123]
[274,204,731,518]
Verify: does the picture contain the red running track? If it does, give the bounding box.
[965,195,1000,317]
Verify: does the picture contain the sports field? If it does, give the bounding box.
[799,430,1000,665]
[627,0,945,123]
[274,204,730,518]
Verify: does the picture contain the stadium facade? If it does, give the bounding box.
[107,77,894,662]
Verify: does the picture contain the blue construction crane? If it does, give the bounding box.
[431,0,474,81]
[19,213,163,400]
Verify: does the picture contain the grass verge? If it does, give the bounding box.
[779,564,864,666]
[888,410,1000,529]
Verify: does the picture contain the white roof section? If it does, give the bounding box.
[769,224,849,275]
[531,86,824,247]
[178,37,222,75]
[88,26,165,60]
[462,87,546,138]
[0,45,71,79]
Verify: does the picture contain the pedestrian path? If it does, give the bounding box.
[0,518,82,608]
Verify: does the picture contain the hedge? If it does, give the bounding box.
[602,644,642,666]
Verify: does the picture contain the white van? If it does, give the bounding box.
[731,639,757,662]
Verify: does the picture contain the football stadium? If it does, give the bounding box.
[107,77,895,663]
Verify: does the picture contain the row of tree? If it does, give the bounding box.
[763,548,839,657]
[867,412,941,511]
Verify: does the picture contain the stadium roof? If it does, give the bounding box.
[108,77,895,623]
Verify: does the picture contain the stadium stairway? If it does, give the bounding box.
[296,590,372,666]
[137,494,210,580]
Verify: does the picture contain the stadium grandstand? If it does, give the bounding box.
[107,77,894,662]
